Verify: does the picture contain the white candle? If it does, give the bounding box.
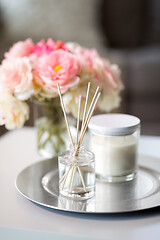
[88,114,140,182]
[90,134,138,177]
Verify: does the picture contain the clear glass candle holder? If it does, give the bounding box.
[88,114,141,183]
[58,145,95,200]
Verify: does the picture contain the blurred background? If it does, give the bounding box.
[0,0,160,135]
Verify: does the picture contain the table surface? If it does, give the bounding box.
[0,127,160,240]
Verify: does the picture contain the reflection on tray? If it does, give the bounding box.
[58,195,95,212]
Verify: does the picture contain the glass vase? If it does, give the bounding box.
[33,99,69,159]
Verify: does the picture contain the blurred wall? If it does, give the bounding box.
[99,0,160,135]
[0,0,104,54]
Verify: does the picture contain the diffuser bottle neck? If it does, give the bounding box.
[70,144,85,157]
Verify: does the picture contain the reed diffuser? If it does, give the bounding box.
[57,83,101,200]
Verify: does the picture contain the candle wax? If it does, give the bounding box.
[90,135,138,177]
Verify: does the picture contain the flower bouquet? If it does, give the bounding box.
[0,38,122,157]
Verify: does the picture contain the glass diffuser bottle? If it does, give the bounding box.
[58,145,95,200]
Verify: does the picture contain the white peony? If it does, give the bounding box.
[98,91,121,112]
[0,57,34,100]
[0,92,29,130]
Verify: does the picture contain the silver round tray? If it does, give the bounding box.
[15,155,160,213]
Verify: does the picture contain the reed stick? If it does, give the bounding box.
[81,86,99,130]
[68,165,75,190]
[69,165,77,192]
[76,95,81,147]
[79,92,101,145]
[62,165,72,189]
[81,82,90,130]
[68,95,84,192]
[57,83,74,148]
[59,164,72,184]
[74,87,100,156]
[77,166,87,193]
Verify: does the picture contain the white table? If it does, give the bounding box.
[0,127,160,240]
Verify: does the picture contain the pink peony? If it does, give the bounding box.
[78,48,99,72]
[5,39,34,60]
[94,58,120,90]
[67,43,120,90]
[32,38,68,57]
[66,42,99,73]
[0,57,33,100]
[34,49,80,94]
